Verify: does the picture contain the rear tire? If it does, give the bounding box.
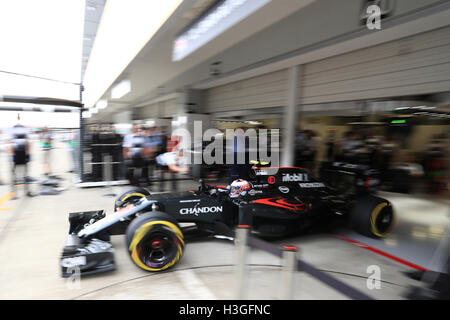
[114,187,150,212]
[350,196,394,238]
[126,211,184,272]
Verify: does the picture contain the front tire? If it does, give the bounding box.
[350,196,394,238]
[126,211,184,272]
[114,187,150,212]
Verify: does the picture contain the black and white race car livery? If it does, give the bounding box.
[60,165,394,277]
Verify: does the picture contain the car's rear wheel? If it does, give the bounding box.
[126,211,184,272]
[350,196,394,238]
[114,187,150,212]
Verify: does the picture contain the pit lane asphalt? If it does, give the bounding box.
[0,141,447,299]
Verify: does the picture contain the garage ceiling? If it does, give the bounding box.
[89,0,315,120]
[81,0,106,81]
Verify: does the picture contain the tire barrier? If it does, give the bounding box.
[234,226,374,300]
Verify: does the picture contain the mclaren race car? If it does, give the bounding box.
[60,166,394,277]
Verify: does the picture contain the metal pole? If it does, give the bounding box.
[280,245,298,300]
[79,85,85,183]
[282,65,301,167]
[234,225,250,300]
[102,154,116,197]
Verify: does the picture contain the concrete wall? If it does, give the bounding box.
[112,110,132,124]
[407,124,450,151]
[161,0,442,94]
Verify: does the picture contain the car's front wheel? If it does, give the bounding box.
[125,211,184,272]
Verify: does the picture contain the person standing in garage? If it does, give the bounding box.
[157,126,168,156]
[0,128,6,185]
[324,128,337,162]
[65,129,79,174]
[339,130,365,163]
[122,123,140,160]
[305,130,319,174]
[9,114,33,198]
[143,126,161,186]
[422,133,448,194]
[378,134,398,183]
[41,126,53,178]
[123,124,152,185]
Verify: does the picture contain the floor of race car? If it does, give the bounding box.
[0,142,448,299]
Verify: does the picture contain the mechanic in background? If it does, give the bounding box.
[122,123,139,159]
[324,128,337,162]
[157,126,169,156]
[338,130,364,163]
[306,130,319,174]
[378,134,398,182]
[422,133,448,194]
[0,129,6,185]
[155,147,189,191]
[364,131,382,167]
[9,114,33,198]
[65,129,79,174]
[123,124,152,185]
[143,126,161,186]
[41,126,53,178]
[156,147,190,174]
[294,129,318,173]
[294,129,307,165]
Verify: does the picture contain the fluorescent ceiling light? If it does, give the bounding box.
[41,105,55,112]
[111,79,131,99]
[86,6,97,11]
[96,99,108,109]
[82,111,91,118]
[173,0,270,61]
[178,116,187,124]
[83,0,183,107]
[412,105,435,110]
[246,120,262,125]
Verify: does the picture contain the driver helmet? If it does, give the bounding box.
[229,179,251,198]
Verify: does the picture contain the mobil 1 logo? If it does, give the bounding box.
[282,173,308,182]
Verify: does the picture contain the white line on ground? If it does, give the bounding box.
[175,269,217,300]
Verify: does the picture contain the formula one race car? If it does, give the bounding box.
[60,165,394,277]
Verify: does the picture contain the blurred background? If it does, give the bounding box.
[0,0,449,300]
